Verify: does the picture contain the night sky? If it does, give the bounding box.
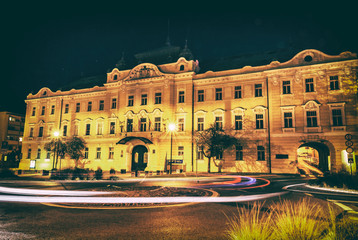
[1,2,357,114]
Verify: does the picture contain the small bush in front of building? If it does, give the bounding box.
[109,168,116,174]
[95,167,103,180]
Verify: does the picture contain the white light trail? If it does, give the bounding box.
[0,192,287,204]
[0,187,111,196]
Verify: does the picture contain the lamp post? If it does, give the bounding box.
[168,123,176,174]
[52,131,59,171]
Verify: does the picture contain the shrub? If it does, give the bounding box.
[227,202,273,240]
[227,199,358,240]
[270,199,327,240]
[110,168,116,174]
[95,167,103,180]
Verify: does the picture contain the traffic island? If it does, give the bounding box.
[42,185,218,209]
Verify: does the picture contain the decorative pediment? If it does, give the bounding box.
[212,108,225,116]
[152,108,163,117]
[252,105,267,114]
[125,63,164,81]
[303,100,321,109]
[124,110,135,118]
[231,107,246,115]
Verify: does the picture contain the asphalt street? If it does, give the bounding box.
[0,174,357,240]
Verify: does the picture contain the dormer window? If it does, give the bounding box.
[113,75,118,80]
[180,65,184,71]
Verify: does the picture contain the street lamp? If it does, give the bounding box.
[52,131,59,170]
[168,123,176,174]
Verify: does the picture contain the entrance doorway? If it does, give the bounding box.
[131,145,148,171]
[297,142,330,174]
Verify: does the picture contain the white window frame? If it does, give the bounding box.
[252,106,267,133]
[231,107,246,131]
[303,100,321,133]
[280,106,295,133]
[328,103,346,132]
[212,108,225,130]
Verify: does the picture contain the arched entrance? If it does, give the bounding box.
[131,145,148,171]
[297,142,330,174]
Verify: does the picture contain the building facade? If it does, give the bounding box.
[0,111,24,168]
[19,49,358,174]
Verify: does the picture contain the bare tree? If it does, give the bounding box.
[196,125,240,173]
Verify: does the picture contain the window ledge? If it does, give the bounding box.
[304,127,321,133]
[332,126,346,132]
[282,128,295,133]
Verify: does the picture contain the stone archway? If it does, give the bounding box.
[131,145,148,171]
[297,142,330,174]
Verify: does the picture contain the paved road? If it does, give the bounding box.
[0,174,341,240]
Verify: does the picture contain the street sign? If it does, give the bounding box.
[345,134,353,141]
[348,153,354,164]
[346,147,354,153]
[345,141,354,147]
[168,159,183,164]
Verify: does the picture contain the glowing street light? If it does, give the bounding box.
[168,123,176,174]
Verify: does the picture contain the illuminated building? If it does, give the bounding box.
[0,111,24,168]
[19,49,357,174]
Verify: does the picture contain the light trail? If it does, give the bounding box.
[0,192,287,204]
[0,186,111,196]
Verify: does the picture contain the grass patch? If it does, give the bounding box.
[227,199,358,240]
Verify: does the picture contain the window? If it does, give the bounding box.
[197,146,204,160]
[236,145,243,160]
[84,148,89,159]
[215,116,223,130]
[127,119,133,132]
[109,147,114,159]
[128,95,134,106]
[38,126,43,137]
[256,114,264,129]
[85,124,91,135]
[284,112,293,128]
[197,117,204,131]
[46,151,51,159]
[178,91,185,103]
[64,104,69,114]
[282,81,291,94]
[96,147,101,159]
[155,92,162,104]
[29,127,34,137]
[32,107,36,116]
[305,78,315,92]
[27,148,32,159]
[215,88,222,100]
[63,125,67,137]
[76,103,80,112]
[154,117,161,131]
[306,111,318,127]
[178,118,184,131]
[141,94,147,105]
[178,146,184,156]
[255,84,263,97]
[51,105,55,115]
[97,122,103,135]
[87,101,92,111]
[111,98,117,109]
[234,86,242,99]
[37,148,41,159]
[140,118,147,132]
[329,75,339,90]
[41,106,45,115]
[110,122,116,134]
[332,109,343,126]
[99,100,104,111]
[257,146,265,161]
[235,115,243,130]
[180,65,184,71]
[198,90,204,102]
